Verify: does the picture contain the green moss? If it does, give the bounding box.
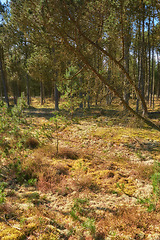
[93,127,109,137]
[71,159,91,172]
[23,222,37,235]
[115,177,136,196]
[39,233,60,240]
[0,227,25,240]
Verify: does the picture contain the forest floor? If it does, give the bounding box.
[0,98,160,240]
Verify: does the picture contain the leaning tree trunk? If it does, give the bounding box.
[36,1,159,130]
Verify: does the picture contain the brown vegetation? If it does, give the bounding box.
[0,100,160,239]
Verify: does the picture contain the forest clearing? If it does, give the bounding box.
[1,0,160,239]
[0,97,160,239]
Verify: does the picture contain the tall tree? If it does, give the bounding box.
[0,2,9,106]
[6,0,160,130]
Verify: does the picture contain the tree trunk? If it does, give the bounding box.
[40,1,159,130]
[140,3,145,115]
[0,46,9,107]
[152,46,155,109]
[40,81,44,105]
[54,82,59,110]
[26,74,30,106]
[65,10,148,115]
[150,16,155,109]
[67,41,160,130]
[147,16,151,102]
[123,35,130,109]
[157,52,160,98]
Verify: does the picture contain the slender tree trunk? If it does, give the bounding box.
[40,81,44,105]
[152,47,155,109]
[26,74,30,106]
[123,35,130,109]
[51,81,54,102]
[25,40,30,106]
[13,80,18,105]
[151,16,155,109]
[136,20,141,112]
[157,52,160,98]
[54,82,59,110]
[147,16,151,102]
[79,76,83,108]
[0,46,9,107]
[140,1,145,115]
[79,91,83,108]
[0,76,2,100]
[87,92,90,109]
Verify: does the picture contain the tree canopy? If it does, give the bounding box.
[0,0,160,129]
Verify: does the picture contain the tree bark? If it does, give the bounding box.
[26,73,30,106]
[40,80,44,105]
[140,2,145,115]
[54,82,59,110]
[147,17,151,102]
[0,46,9,107]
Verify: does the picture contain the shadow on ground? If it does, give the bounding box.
[148,112,160,119]
[24,107,160,128]
[24,107,120,120]
[24,107,56,119]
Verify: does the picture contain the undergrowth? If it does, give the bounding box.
[0,98,160,239]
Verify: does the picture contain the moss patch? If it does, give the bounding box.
[0,226,25,240]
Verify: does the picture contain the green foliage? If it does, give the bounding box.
[138,197,156,212]
[71,198,89,217]
[11,92,28,121]
[0,102,10,132]
[58,65,83,116]
[152,161,160,198]
[138,161,160,212]
[82,218,96,236]
[9,157,37,185]
[0,98,39,184]
[27,178,37,186]
[0,93,27,137]
[0,94,30,165]
[27,46,54,83]
[70,198,96,237]
[0,182,7,204]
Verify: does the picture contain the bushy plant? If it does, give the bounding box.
[11,92,28,121]
[138,161,160,212]
[0,102,10,132]
[0,182,7,204]
[0,92,27,135]
[152,161,160,200]
[58,65,83,117]
[70,198,96,238]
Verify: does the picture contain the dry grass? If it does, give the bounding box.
[1,98,160,239]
